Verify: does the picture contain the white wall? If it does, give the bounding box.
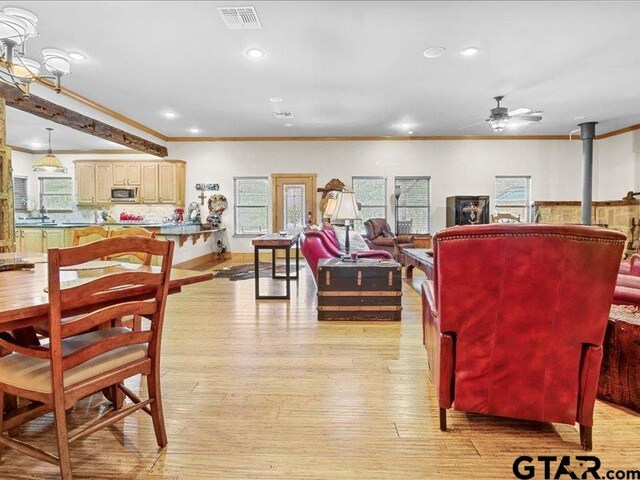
[13,131,637,253]
[168,137,609,253]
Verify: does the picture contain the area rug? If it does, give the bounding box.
[214,262,305,281]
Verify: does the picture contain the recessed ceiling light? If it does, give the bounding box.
[29,141,43,149]
[189,127,201,134]
[68,51,87,61]
[460,47,479,57]
[163,111,177,119]
[408,131,414,135]
[245,48,265,59]
[284,123,294,128]
[574,116,586,120]
[270,97,283,103]
[423,46,446,58]
[400,123,412,129]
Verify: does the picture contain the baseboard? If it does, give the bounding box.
[174,251,231,269]
[231,252,273,262]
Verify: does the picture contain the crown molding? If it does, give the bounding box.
[167,134,574,142]
[596,123,640,140]
[8,144,32,154]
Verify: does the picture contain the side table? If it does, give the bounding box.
[252,233,300,300]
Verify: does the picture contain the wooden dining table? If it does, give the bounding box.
[0,251,214,431]
[0,252,213,335]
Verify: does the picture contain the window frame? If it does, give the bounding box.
[233,176,269,237]
[394,175,431,234]
[494,175,532,222]
[39,176,74,212]
[351,176,388,231]
[13,175,28,211]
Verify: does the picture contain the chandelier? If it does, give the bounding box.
[33,127,67,173]
[0,7,72,96]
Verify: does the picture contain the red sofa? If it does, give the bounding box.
[619,253,640,276]
[301,229,393,278]
[421,223,625,450]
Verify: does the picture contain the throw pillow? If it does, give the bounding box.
[333,226,370,251]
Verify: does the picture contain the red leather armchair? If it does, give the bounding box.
[363,218,414,264]
[301,229,393,279]
[422,224,625,450]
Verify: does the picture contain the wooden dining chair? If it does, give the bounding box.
[107,227,157,331]
[0,236,174,480]
[71,225,109,246]
[107,227,156,265]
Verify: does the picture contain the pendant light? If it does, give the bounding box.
[33,127,67,173]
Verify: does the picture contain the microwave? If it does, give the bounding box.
[110,187,138,202]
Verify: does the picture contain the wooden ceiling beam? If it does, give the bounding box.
[0,84,167,157]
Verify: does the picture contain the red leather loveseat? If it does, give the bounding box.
[301,229,392,278]
[421,223,625,450]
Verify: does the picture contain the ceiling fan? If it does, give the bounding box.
[462,96,543,132]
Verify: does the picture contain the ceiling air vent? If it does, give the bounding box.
[273,112,294,119]
[217,6,262,29]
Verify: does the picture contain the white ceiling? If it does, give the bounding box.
[6,1,640,141]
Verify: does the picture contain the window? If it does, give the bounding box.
[234,177,269,235]
[395,176,431,234]
[495,176,531,221]
[352,176,387,233]
[13,176,28,211]
[39,177,73,211]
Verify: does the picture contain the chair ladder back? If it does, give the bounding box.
[71,225,109,247]
[60,301,158,339]
[61,330,153,372]
[107,228,157,265]
[59,271,163,310]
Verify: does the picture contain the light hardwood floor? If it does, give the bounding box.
[1,260,639,479]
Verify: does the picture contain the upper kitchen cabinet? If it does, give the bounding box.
[73,160,186,207]
[113,162,141,186]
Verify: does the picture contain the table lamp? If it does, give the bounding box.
[330,188,362,255]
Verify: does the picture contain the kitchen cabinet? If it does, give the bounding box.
[113,163,141,186]
[74,160,185,206]
[158,163,176,204]
[95,163,113,204]
[15,228,67,253]
[42,228,66,250]
[140,163,159,203]
[76,163,96,205]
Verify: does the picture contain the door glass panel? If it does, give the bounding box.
[283,184,305,233]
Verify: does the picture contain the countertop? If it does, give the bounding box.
[15,221,226,235]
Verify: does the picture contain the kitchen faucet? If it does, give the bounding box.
[39,205,49,220]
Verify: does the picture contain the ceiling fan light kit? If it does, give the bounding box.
[0,7,73,96]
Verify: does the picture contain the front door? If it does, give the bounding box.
[272,174,317,234]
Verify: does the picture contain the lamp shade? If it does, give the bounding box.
[330,190,362,223]
[33,153,66,173]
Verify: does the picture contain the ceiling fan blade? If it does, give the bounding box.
[459,120,487,130]
[508,108,531,116]
[509,115,543,124]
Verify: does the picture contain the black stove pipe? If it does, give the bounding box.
[579,122,598,225]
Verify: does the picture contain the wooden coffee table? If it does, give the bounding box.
[598,304,640,413]
[316,258,402,321]
[403,248,434,280]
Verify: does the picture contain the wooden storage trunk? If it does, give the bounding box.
[317,258,402,321]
